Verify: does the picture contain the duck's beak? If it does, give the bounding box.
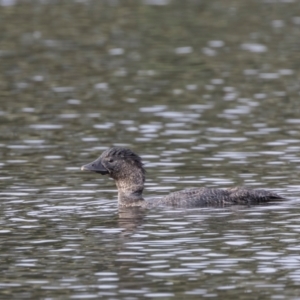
[81,158,109,175]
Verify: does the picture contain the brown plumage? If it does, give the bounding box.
[81,147,284,208]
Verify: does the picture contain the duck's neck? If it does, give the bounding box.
[118,188,145,206]
[113,169,145,207]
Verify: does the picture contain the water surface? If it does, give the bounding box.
[1,0,300,299]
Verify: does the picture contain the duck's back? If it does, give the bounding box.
[145,187,283,208]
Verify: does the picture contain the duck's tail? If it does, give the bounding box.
[227,187,285,204]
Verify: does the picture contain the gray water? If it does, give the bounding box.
[1,0,300,299]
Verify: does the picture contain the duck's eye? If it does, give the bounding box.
[108,158,114,163]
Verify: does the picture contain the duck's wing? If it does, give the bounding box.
[157,188,232,207]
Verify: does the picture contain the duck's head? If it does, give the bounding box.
[81,147,145,182]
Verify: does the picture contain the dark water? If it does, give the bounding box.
[1,0,300,299]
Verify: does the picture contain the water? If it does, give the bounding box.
[1,0,300,299]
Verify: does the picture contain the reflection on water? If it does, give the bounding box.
[1,0,300,299]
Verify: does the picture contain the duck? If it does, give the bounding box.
[81,147,284,208]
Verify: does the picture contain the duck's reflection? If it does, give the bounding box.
[118,207,146,232]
